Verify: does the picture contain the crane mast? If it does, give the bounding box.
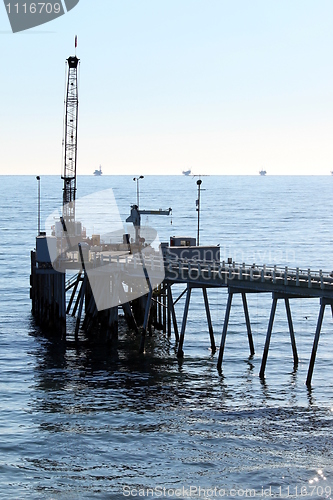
[62,54,79,235]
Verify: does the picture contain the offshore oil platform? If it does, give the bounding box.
[30,47,333,387]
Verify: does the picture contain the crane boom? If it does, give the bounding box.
[126,205,172,244]
[62,55,79,234]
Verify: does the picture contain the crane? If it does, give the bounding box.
[61,43,79,236]
[126,205,172,245]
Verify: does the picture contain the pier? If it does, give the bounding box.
[30,244,333,386]
[163,257,333,386]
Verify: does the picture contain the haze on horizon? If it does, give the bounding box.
[0,0,332,177]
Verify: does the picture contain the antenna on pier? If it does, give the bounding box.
[36,176,41,236]
[193,174,207,246]
[196,179,202,246]
[133,175,144,209]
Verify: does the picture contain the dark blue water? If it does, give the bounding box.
[1,175,333,499]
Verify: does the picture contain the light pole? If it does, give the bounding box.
[133,175,144,208]
[196,179,202,246]
[36,176,41,236]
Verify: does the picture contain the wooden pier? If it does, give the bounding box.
[30,244,333,386]
[163,257,333,385]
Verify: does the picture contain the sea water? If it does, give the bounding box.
[0,175,333,499]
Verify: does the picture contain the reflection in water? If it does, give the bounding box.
[18,318,333,498]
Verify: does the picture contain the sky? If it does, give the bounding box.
[1,0,333,176]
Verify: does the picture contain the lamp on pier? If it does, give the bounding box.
[133,175,144,208]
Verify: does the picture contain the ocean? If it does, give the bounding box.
[1,175,333,499]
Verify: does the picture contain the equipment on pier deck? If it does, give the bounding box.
[61,49,79,236]
[36,235,57,265]
[170,236,196,247]
[164,236,220,263]
[126,205,172,245]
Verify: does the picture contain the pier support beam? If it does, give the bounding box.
[139,289,153,353]
[30,251,66,339]
[174,284,217,357]
[306,300,326,386]
[118,281,138,333]
[75,273,87,341]
[66,272,82,315]
[217,290,255,372]
[106,306,118,342]
[158,284,162,328]
[168,285,179,342]
[167,284,172,337]
[217,291,233,371]
[202,288,216,354]
[242,292,255,356]
[72,278,84,317]
[177,285,192,358]
[121,301,138,333]
[82,290,97,332]
[259,297,277,379]
[284,298,298,367]
[258,293,299,378]
[139,262,154,353]
[162,284,166,335]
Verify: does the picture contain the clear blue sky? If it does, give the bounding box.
[1,0,332,175]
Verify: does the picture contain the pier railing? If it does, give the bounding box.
[83,252,333,294]
[55,248,333,296]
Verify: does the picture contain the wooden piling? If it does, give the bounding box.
[202,288,216,354]
[177,285,192,358]
[162,284,166,334]
[167,284,172,337]
[30,251,66,339]
[139,289,153,353]
[241,292,255,356]
[306,300,326,386]
[167,285,179,341]
[284,298,298,367]
[75,273,87,340]
[259,297,277,379]
[66,272,82,314]
[106,306,118,341]
[217,291,233,371]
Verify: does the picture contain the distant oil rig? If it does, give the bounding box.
[93,165,102,176]
[30,45,333,388]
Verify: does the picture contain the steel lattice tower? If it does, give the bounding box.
[62,55,79,233]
